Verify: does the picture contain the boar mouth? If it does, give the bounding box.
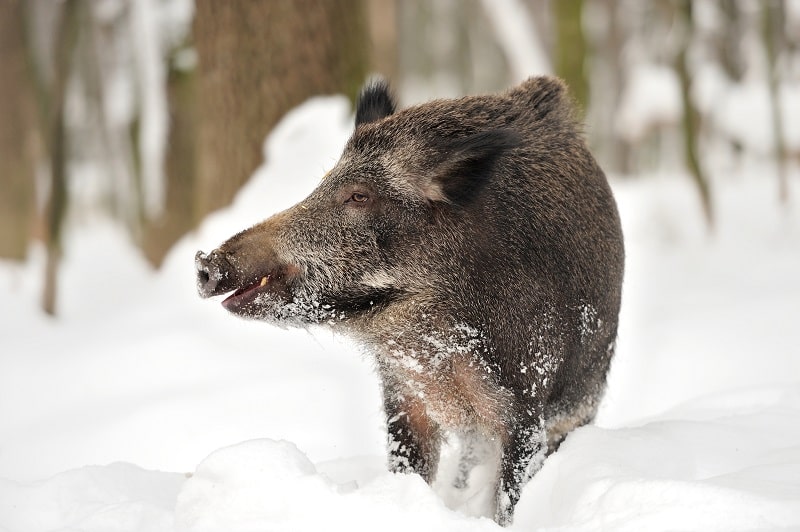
[221,274,269,310]
[196,250,300,317]
[220,269,294,314]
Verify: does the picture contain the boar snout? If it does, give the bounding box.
[195,244,301,319]
[195,250,235,298]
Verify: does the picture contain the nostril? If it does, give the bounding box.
[195,250,222,297]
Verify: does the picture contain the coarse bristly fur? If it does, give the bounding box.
[195,75,625,526]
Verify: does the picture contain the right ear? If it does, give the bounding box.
[428,129,521,205]
[355,77,396,127]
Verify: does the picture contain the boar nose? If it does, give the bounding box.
[195,250,232,298]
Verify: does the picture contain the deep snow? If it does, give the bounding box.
[1,96,799,531]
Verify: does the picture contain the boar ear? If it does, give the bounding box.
[356,77,396,127]
[431,129,521,205]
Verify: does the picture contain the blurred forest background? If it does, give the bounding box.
[1,0,798,315]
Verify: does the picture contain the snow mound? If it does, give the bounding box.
[175,439,497,532]
[0,463,183,532]
[175,439,331,531]
[516,385,800,531]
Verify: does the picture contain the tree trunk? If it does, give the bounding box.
[586,0,631,174]
[191,0,369,220]
[676,0,713,228]
[553,0,588,115]
[367,0,400,83]
[0,0,38,260]
[763,1,789,204]
[40,0,81,316]
[717,0,746,83]
[140,1,369,266]
[140,49,198,267]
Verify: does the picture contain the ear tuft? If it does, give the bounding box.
[356,77,396,127]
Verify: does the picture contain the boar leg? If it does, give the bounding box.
[495,419,546,526]
[384,391,442,483]
[453,427,495,489]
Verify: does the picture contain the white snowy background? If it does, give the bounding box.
[1,93,799,531]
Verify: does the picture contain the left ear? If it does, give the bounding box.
[429,129,521,205]
[355,77,396,127]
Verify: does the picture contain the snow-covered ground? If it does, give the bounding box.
[1,96,799,531]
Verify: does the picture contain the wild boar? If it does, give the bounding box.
[195,76,624,525]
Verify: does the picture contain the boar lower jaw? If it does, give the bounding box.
[221,277,271,312]
[221,272,293,315]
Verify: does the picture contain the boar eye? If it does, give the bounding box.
[348,192,369,203]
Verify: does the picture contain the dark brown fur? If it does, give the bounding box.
[196,76,624,525]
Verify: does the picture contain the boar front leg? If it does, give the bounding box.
[495,415,546,526]
[383,384,442,483]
